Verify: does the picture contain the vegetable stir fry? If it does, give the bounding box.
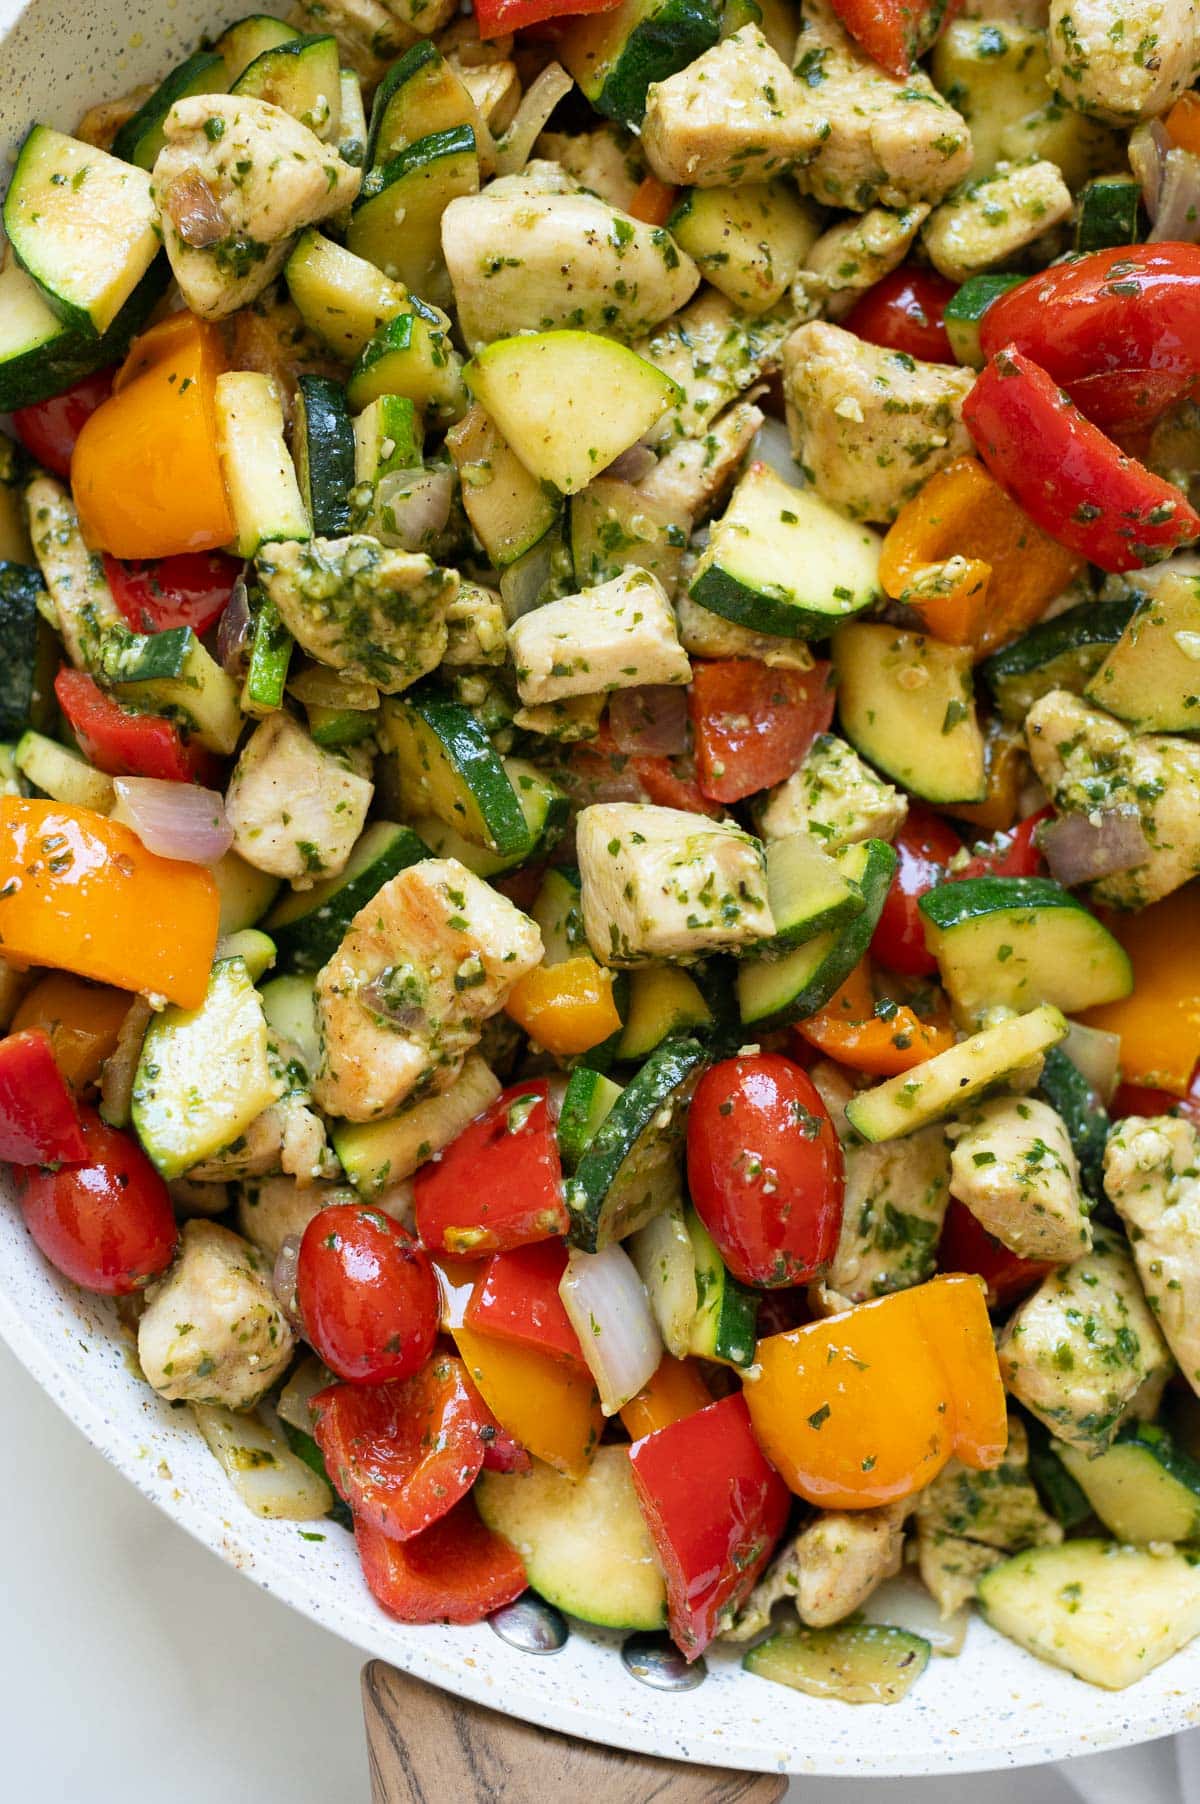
[4,0,1200,1708]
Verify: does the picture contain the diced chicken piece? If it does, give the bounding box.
[795,204,929,319]
[962,0,1048,20]
[508,569,690,707]
[824,1123,951,1301]
[997,1227,1173,1452]
[226,714,372,887]
[513,693,608,741]
[1025,689,1200,907]
[313,856,542,1121]
[725,1503,908,1639]
[454,60,521,136]
[675,592,819,671]
[757,732,908,848]
[636,399,764,526]
[794,0,973,212]
[915,1415,1062,1612]
[288,0,415,84]
[577,802,774,965]
[947,1096,1092,1263]
[918,1536,1001,1616]
[152,95,360,318]
[138,1220,295,1409]
[640,27,828,189]
[539,126,643,208]
[256,537,457,694]
[637,289,793,447]
[441,581,508,667]
[441,186,699,352]
[237,1174,357,1261]
[1104,1114,1200,1394]
[188,1032,341,1185]
[782,321,975,523]
[1049,0,1200,123]
[922,161,1072,284]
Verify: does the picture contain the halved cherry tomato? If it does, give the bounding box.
[938,1197,1056,1308]
[414,1079,569,1257]
[354,1499,526,1624]
[104,551,243,636]
[54,668,217,784]
[628,1394,790,1659]
[463,1240,586,1367]
[631,750,720,816]
[312,1355,497,1539]
[0,1027,88,1163]
[1111,1067,1200,1126]
[686,1053,844,1288]
[845,266,956,363]
[14,1105,177,1294]
[12,368,115,478]
[296,1204,439,1384]
[871,807,962,976]
[689,658,835,804]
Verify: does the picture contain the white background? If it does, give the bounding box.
[0,1336,1121,1803]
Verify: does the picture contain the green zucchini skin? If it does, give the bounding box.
[111,50,228,169]
[0,562,51,738]
[265,821,430,972]
[1075,177,1142,253]
[242,595,294,715]
[980,598,1137,721]
[1038,1045,1110,1202]
[293,374,356,537]
[0,255,166,412]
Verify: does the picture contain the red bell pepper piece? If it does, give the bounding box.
[473,0,622,37]
[104,551,243,636]
[481,1423,533,1473]
[628,1394,790,1660]
[464,1239,586,1368]
[12,368,114,478]
[844,265,956,363]
[1111,1064,1200,1128]
[414,1078,569,1257]
[978,246,1200,432]
[963,347,1200,573]
[938,1197,1055,1308]
[824,0,961,76]
[957,807,1051,880]
[354,1498,527,1624]
[0,1027,88,1164]
[689,658,835,804]
[54,668,216,784]
[313,1355,498,1540]
[871,806,963,977]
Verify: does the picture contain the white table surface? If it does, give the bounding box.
[0,1336,1118,1803]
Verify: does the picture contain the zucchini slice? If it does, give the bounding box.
[668,181,819,313]
[367,40,476,166]
[241,595,293,718]
[333,1053,501,1195]
[689,462,882,640]
[943,272,1024,369]
[736,837,895,1030]
[744,1623,931,1705]
[531,865,586,965]
[476,1448,668,1631]
[293,374,356,537]
[348,126,479,306]
[617,965,713,1061]
[919,875,1132,1020]
[686,1205,758,1367]
[1054,1423,1200,1545]
[0,250,159,413]
[210,849,281,935]
[15,729,114,812]
[0,562,53,739]
[464,331,681,497]
[111,51,229,169]
[105,626,242,755]
[285,230,407,363]
[558,0,722,127]
[1076,177,1142,253]
[265,820,429,972]
[231,33,342,140]
[446,404,561,569]
[4,127,160,337]
[564,1036,707,1251]
[214,371,312,558]
[557,1066,624,1171]
[834,623,986,806]
[259,972,321,1075]
[845,1004,1069,1142]
[1038,1043,1109,1200]
[977,1540,1200,1689]
[628,1202,697,1358]
[412,757,569,877]
[215,13,301,82]
[337,69,368,173]
[980,597,1135,722]
[381,689,532,857]
[759,832,867,949]
[1085,573,1200,733]
[346,302,468,421]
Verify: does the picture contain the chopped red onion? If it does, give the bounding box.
[495,62,573,176]
[609,684,689,756]
[559,1244,662,1416]
[1131,120,1200,241]
[111,776,234,864]
[374,466,455,551]
[164,169,229,247]
[1042,807,1150,887]
[217,575,253,676]
[604,443,658,484]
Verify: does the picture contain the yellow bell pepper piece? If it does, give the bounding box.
[12,971,134,1089]
[452,1323,601,1479]
[620,1356,711,1441]
[1080,885,1200,1094]
[504,953,621,1056]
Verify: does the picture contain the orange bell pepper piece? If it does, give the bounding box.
[627,175,679,226]
[620,1355,711,1440]
[795,958,955,1075]
[744,1274,1007,1508]
[72,313,234,559]
[0,798,218,1009]
[452,1323,601,1479]
[11,972,134,1090]
[1080,885,1200,1094]
[504,953,621,1056]
[879,456,1081,656]
[1167,91,1200,154]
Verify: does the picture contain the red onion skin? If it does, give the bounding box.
[1042,809,1151,887]
[113,776,234,864]
[217,576,253,676]
[273,1233,303,1330]
[609,685,690,756]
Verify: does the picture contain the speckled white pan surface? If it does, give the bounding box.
[2,0,1199,1765]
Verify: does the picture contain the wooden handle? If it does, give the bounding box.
[362,1662,788,1804]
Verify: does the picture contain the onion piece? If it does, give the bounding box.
[272,1232,303,1328]
[604,442,658,484]
[111,776,234,864]
[1063,1020,1122,1103]
[1041,807,1150,887]
[495,62,573,176]
[559,1244,662,1416]
[1130,120,1169,219]
[373,466,455,551]
[859,1572,969,1658]
[628,1201,698,1360]
[99,995,153,1130]
[190,1401,333,1520]
[276,1353,340,1435]
[216,574,253,676]
[1131,119,1200,242]
[609,684,689,756]
[164,169,229,247]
